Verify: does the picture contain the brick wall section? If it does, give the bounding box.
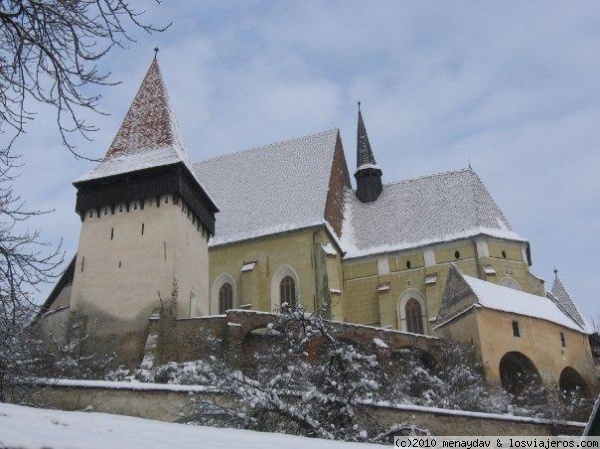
[155,310,441,369]
[324,132,351,237]
[156,315,228,364]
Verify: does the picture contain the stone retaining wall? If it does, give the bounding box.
[35,381,586,436]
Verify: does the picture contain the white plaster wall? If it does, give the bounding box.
[70,195,209,334]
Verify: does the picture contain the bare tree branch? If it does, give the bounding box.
[0,0,170,159]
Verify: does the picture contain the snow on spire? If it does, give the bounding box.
[76,57,190,182]
[548,271,588,330]
[104,57,188,162]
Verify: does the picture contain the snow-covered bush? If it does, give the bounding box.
[385,341,499,412]
[187,304,409,442]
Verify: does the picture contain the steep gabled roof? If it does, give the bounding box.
[193,129,341,247]
[76,59,191,183]
[461,269,586,333]
[342,168,525,258]
[548,274,589,330]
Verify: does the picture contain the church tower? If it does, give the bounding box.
[69,56,218,363]
[354,103,383,203]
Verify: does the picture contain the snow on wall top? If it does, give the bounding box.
[548,276,589,330]
[76,59,190,183]
[461,272,586,333]
[193,129,339,247]
[342,168,525,258]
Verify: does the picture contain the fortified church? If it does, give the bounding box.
[38,58,597,396]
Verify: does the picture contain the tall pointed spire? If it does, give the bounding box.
[105,57,188,162]
[549,271,587,330]
[356,102,377,167]
[354,103,383,203]
[73,54,218,234]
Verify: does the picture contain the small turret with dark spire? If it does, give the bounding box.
[354,102,383,203]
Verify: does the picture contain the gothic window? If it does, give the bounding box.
[219,283,233,314]
[405,298,424,334]
[280,276,296,307]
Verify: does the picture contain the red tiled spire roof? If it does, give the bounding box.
[105,58,188,161]
[76,58,192,182]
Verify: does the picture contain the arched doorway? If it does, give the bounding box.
[559,367,590,397]
[499,352,542,395]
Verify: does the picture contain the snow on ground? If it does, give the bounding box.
[0,403,383,449]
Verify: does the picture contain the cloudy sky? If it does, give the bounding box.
[10,1,600,320]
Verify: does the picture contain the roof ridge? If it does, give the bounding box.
[470,168,483,229]
[381,167,473,187]
[193,128,339,166]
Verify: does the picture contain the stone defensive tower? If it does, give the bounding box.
[68,57,218,363]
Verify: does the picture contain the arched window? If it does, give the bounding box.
[280,276,296,308]
[210,273,236,316]
[219,283,233,314]
[270,265,300,311]
[405,298,424,334]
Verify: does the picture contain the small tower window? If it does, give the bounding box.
[454,251,460,260]
[405,298,424,334]
[219,283,233,314]
[141,223,145,235]
[406,260,411,269]
[280,276,297,308]
[110,228,114,240]
[560,332,566,347]
[512,321,520,338]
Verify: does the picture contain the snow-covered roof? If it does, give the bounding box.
[342,168,525,258]
[76,59,192,183]
[548,275,589,331]
[193,129,339,247]
[461,272,587,333]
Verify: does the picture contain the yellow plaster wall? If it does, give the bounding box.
[208,229,319,314]
[476,308,596,391]
[341,237,543,333]
[435,242,475,264]
[435,307,596,393]
[389,252,424,272]
[488,240,523,262]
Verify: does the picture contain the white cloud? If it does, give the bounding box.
[7,0,600,319]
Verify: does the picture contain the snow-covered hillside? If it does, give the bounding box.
[0,403,383,449]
